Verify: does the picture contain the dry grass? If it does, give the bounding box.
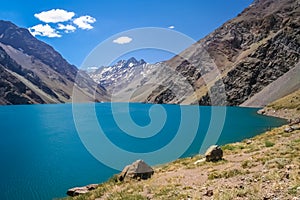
[61,92,300,200]
[61,123,300,200]
[268,89,300,110]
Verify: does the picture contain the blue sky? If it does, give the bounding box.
[0,0,253,67]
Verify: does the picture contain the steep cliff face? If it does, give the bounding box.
[0,20,109,105]
[0,47,45,104]
[0,21,77,81]
[147,0,300,106]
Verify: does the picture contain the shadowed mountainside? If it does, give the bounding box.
[157,0,300,106]
[0,20,109,105]
[89,0,299,106]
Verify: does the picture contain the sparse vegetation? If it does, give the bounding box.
[222,144,245,151]
[268,89,300,110]
[208,169,244,180]
[265,140,275,147]
[61,91,300,200]
[61,122,300,200]
[241,160,257,169]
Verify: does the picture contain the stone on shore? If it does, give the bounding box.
[205,145,223,162]
[67,184,98,197]
[118,159,154,181]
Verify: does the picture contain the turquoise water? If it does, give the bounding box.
[0,103,285,200]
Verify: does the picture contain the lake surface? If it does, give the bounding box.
[0,103,286,200]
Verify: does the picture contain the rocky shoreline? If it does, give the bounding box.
[258,107,300,123]
[257,89,300,123]
[63,90,300,200]
[62,120,300,199]
[62,111,300,199]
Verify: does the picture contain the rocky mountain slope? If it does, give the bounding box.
[0,20,109,105]
[91,0,299,106]
[88,57,146,91]
[167,0,300,106]
[87,57,183,102]
[196,0,300,106]
[88,58,198,103]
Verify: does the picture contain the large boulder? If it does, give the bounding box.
[118,160,154,181]
[205,145,223,162]
[291,125,300,131]
[66,184,98,197]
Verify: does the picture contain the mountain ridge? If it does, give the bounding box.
[0,20,77,80]
[1,0,299,106]
[0,20,109,105]
[89,0,299,106]
[88,57,146,89]
[163,0,300,106]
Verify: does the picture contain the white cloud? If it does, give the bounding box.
[34,9,75,23]
[73,16,96,30]
[168,25,175,29]
[30,9,96,38]
[57,24,76,33]
[28,24,61,38]
[113,36,133,44]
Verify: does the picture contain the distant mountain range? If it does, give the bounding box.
[88,57,146,90]
[88,0,299,106]
[0,0,299,106]
[0,20,109,105]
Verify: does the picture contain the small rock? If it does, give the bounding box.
[258,109,265,115]
[289,118,300,125]
[67,184,98,197]
[245,139,252,144]
[204,189,213,197]
[284,127,293,133]
[194,158,206,164]
[127,189,134,193]
[291,125,300,131]
[284,172,290,179]
[205,145,223,162]
[286,165,294,170]
[86,184,98,190]
[264,193,276,200]
[146,194,153,200]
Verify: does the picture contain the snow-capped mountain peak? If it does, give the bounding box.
[87,57,147,90]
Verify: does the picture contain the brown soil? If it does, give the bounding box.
[64,122,300,200]
[63,90,300,200]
